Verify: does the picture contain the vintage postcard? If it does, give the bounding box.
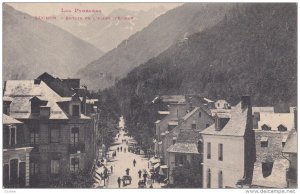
[2,2,298,192]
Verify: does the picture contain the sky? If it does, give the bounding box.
[8,3,182,16]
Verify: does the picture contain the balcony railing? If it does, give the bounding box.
[68,143,85,154]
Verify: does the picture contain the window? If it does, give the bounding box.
[261,124,271,131]
[207,142,211,159]
[261,141,268,147]
[50,127,60,143]
[260,137,268,147]
[71,128,79,146]
[30,162,39,176]
[197,140,203,153]
[192,123,196,129]
[72,105,80,116]
[10,127,16,146]
[262,162,273,177]
[51,160,59,174]
[207,169,211,188]
[278,125,287,132]
[30,131,39,145]
[218,144,223,161]
[218,171,223,188]
[199,112,202,117]
[70,157,79,172]
[175,154,187,166]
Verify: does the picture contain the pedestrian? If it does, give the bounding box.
[149,184,153,188]
[117,147,119,152]
[151,173,155,183]
[143,172,147,182]
[133,159,136,167]
[126,168,130,175]
[124,148,126,153]
[138,170,142,178]
[111,166,113,174]
[120,146,123,152]
[117,177,121,188]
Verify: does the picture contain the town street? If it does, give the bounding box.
[101,130,162,189]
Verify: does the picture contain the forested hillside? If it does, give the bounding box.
[106,3,297,147]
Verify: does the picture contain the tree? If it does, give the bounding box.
[49,170,94,188]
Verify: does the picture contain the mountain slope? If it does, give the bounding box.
[3,4,103,81]
[77,3,234,90]
[114,3,297,112]
[48,6,168,52]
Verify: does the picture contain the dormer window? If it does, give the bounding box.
[261,124,271,131]
[278,124,287,132]
[30,96,47,114]
[72,105,80,117]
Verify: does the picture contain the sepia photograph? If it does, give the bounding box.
[1,1,298,191]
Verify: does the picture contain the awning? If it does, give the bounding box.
[172,137,177,140]
[154,163,160,169]
[158,141,163,145]
[150,157,160,164]
[260,137,268,142]
[161,133,165,136]
[165,131,169,134]
[160,165,168,169]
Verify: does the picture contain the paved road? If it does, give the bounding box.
[97,130,162,189]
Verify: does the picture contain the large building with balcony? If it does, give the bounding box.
[3,113,33,188]
[3,73,99,187]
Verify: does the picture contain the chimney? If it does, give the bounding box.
[241,95,251,110]
[81,85,87,115]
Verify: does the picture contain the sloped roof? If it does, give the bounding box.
[201,102,248,137]
[3,114,22,124]
[257,113,294,131]
[4,80,90,120]
[167,142,199,154]
[283,131,297,154]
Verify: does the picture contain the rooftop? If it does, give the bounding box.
[282,131,297,154]
[257,112,294,131]
[167,142,199,154]
[4,80,90,120]
[201,102,248,137]
[3,114,22,124]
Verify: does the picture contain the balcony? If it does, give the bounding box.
[68,143,85,154]
[3,143,32,150]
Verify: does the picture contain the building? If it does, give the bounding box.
[3,73,99,187]
[167,129,202,186]
[201,96,255,188]
[251,108,296,188]
[3,113,33,188]
[282,130,297,188]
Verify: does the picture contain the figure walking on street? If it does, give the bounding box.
[138,170,142,178]
[117,177,121,188]
[117,147,119,152]
[143,172,147,183]
[120,147,123,152]
[151,173,155,183]
[111,166,113,174]
[133,159,136,167]
[126,168,130,175]
[124,148,126,153]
